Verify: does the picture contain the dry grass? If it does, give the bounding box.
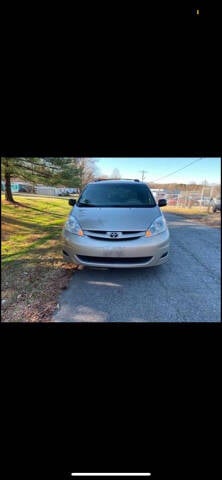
[162,205,221,228]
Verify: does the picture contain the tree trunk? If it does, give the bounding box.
[5,169,14,202]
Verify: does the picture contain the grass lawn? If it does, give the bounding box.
[1,195,77,322]
[162,205,221,227]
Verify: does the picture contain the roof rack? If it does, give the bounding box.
[94,178,141,182]
[114,178,141,182]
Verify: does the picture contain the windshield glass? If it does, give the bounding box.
[78,183,156,207]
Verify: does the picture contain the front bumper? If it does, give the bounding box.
[62,228,170,268]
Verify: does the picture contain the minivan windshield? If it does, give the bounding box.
[77,183,156,208]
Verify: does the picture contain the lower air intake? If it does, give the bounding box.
[77,255,152,264]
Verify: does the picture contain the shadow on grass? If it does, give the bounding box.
[2,214,64,232]
[1,234,62,264]
[19,204,67,217]
[3,201,67,217]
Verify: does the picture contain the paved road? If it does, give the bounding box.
[53,213,221,322]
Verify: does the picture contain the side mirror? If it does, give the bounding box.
[69,199,76,206]
[158,199,167,207]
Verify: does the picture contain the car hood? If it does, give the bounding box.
[72,206,161,231]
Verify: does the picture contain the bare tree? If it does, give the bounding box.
[110,168,121,179]
[76,158,100,189]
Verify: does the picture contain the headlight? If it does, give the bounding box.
[64,216,84,236]
[145,215,167,237]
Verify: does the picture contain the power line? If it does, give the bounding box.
[153,158,203,183]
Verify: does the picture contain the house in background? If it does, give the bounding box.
[1,178,79,196]
[1,179,32,193]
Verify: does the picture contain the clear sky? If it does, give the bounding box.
[93,158,221,185]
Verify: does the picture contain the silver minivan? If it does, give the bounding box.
[62,179,170,268]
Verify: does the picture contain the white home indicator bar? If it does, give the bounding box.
[71,474,151,477]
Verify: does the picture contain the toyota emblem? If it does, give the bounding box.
[109,232,119,238]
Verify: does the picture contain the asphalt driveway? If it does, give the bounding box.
[53,213,221,322]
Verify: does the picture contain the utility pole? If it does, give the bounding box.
[200,180,207,208]
[139,170,148,182]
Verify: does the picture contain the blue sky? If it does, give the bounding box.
[93,158,221,185]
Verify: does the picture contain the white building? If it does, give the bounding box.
[150,188,166,200]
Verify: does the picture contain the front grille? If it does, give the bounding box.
[84,230,145,240]
[77,255,152,264]
[88,235,137,241]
